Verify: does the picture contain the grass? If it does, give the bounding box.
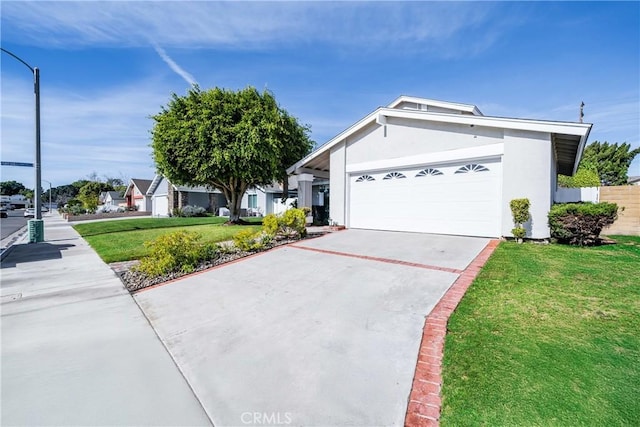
[441,236,640,426]
[74,217,260,263]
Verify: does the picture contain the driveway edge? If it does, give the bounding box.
[404,239,500,427]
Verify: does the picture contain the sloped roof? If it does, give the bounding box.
[287,96,592,177]
[131,178,152,194]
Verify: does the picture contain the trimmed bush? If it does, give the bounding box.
[135,230,217,276]
[173,205,208,217]
[510,198,530,242]
[548,202,618,246]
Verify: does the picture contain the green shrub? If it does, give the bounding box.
[233,229,268,252]
[279,208,307,238]
[510,199,531,225]
[262,213,279,236]
[510,198,530,241]
[511,227,526,239]
[135,230,218,276]
[171,205,207,217]
[548,202,618,246]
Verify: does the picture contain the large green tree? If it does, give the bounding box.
[0,180,26,195]
[580,141,640,186]
[151,86,314,222]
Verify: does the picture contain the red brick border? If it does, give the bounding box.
[290,244,463,274]
[404,239,500,427]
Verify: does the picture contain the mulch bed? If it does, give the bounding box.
[111,230,329,293]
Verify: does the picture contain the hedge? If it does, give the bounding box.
[548,202,618,246]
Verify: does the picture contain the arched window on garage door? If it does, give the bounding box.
[415,168,443,177]
[454,164,490,174]
[355,175,375,182]
[382,172,407,180]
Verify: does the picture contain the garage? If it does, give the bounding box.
[348,158,502,237]
[153,195,169,217]
[287,95,592,239]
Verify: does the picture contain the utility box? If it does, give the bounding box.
[28,219,44,243]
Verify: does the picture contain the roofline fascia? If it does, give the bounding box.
[288,108,592,174]
[387,95,481,115]
[572,124,593,175]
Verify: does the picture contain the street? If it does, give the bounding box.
[1,210,29,240]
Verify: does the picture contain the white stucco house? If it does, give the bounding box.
[146,174,299,217]
[287,96,592,239]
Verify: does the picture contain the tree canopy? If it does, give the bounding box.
[151,86,314,221]
[77,182,114,211]
[0,180,26,196]
[581,141,640,186]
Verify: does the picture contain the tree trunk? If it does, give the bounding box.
[228,191,243,223]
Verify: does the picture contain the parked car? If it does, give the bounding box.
[24,208,36,218]
[0,206,7,218]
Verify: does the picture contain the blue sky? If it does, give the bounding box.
[1,1,639,188]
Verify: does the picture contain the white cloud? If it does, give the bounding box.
[1,1,499,56]
[152,43,198,86]
[1,75,170,187]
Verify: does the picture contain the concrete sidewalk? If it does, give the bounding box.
[1,214,211,426]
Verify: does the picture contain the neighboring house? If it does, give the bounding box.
[124,178,153,211]
[287,95,592,239]
[146,174,300,217]
[103,191,125,209]
[628,176,640,185]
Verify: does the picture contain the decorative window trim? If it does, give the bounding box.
[416,168,444,177]
[454,164,489,174]
[382,172,407,180]
[355,175,375,182]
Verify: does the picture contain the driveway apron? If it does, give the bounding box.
[135,229,489,426]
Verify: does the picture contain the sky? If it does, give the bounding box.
[1,1,639,189]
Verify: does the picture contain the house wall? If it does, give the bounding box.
[329,141,347,225]
[501,129,553,239]
[345,118,503,165]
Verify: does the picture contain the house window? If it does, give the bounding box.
[248,194,258,209]
[454,164,489,174]
[382,172,407,180]
[355,175,375,182]
[416,168,443,177]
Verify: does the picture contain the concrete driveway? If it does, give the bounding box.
[134,229,490,426]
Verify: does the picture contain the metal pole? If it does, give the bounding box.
[34,67,42,220]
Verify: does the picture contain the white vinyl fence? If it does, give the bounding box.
[555,187,599,203]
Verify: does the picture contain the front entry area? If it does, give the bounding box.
[348,158,502,237]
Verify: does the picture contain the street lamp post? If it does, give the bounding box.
[42,179,52,214]
[1,47,43,241]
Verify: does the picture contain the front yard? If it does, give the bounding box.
[441,236,640,425]
[74,217,261,263]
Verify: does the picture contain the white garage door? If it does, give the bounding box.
[348,159,502,237]
[153,195,169,217]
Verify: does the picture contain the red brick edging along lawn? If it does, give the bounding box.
[405,240,500,427]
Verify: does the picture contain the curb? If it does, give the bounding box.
[404,239,500,427]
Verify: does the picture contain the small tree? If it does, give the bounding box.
[77,181,114,211]
[510,198,530,242]
[151,86,314,223]
[580,141,640,186]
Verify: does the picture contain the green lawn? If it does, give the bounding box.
[74,217,260,263]
[441,236,640,426]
